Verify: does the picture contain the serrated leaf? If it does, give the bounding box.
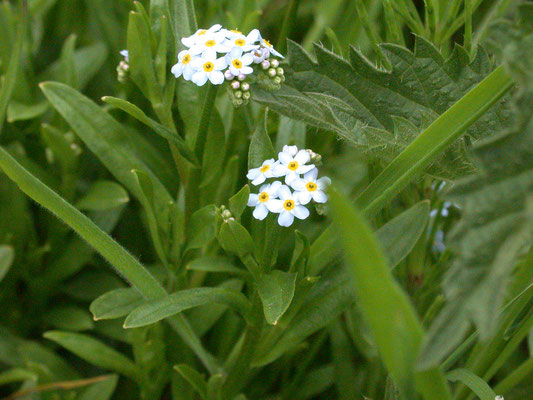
[124,287,252,328]
[76,180,130,211]
[90,288,144,321]
[43,331,139,380]
[422,28,533,368]
[255,38,512,180]
[257,271,298,325]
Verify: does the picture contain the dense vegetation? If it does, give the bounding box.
[0,0,531,399]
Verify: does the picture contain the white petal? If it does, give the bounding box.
[266,199,284,213]
[296,164,315,175]
[247,194,259,206]
[247,167,261,180]
[295,150,310,164]
[278,211,294,227]
[208,24,222,33]
[272,164,288,177]
[251,174,267,186]
[268,180,282,195]
[214,57,228,70]
[247,29,260,43]
[278,185,292,200]
[181,36,195,47]
[285,171,299,184]
[183,66,194,80]
[292,205,310,220]
[278,151,292,164]
[317,176,331,190]
[283,145,298,156]
[171,63,183,78]
[229,66,241,76]
[192,71,208,86]
[304,168,318,182]
[241,66,254,75]
[313,190,328,203]
[290,178,307,191]
[253,204,269,220]
[259,184,269,192]
[230,46,243,58]
[208,70,224,85]
[241,53,254,65]
[297,191,312,205]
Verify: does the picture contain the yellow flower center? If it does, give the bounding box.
[235,38,246,46]
[306,182,317,192]
[283,200,295,211]
[231,29,242,34]
[198,30,207,36]
[259,192,269,203]
[203,62,214,72]
[288,161,298,171]
[205,39,216,47]
[260,164,270,173]
[264,39,272,48]
[232,59,242,69]
[182,54,191,64]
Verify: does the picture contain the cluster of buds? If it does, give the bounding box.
[217,205,235,223]
[225,71,252,106]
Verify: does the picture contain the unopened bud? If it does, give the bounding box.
[261,60,270,69]
[241,82,250,91]
[234,90,243,99]
[271,59,280,68]
[222,210,233,219]
[242,92,250,100]
[238,73,246,81]
[273,76,282,84]
[276,67,284,76]
[306,149,322,165]
[268,68,277,77]
[231,81,240,90]
[224,70,234,80]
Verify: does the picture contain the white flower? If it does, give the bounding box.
[246,158,278,185]
[276,185,309,227]
[171,49,201,81]
[257,32,284,58]
[273,145,315,184]
[181,24,222,47]
[224,29,260,52]
[223,28,245,40]
[248,181,283,220]
[190,51,227,86]
[120,50,129,62]
[495,396,504,400]
[252,47,270,63]
[189,30,231,55]
[225,47,254,77]
[290,168,330,205]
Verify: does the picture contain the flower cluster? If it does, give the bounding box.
[247,146,330,227]
[170,24,285,106]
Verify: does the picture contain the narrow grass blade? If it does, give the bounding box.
[447,369,496,400]
[355,65,514,217]
[329,186,451,400]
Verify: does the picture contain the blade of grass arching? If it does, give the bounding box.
[0,145,221,375]
[446,369,496,400]
[329,187,452,400]
[0,6,23,131]
[355,65,513,217]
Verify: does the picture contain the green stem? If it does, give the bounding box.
[494,357,533,395]
[194,85,219,162]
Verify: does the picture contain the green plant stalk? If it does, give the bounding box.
[438,0,484,45]
[464,0,473,56]
[355,65,513,217]
[354,0,391,69]
[276,0,301,54]
[383,0,405,46]
[493,357,533,395]
[472,0,515,47]
[0,145,221,375]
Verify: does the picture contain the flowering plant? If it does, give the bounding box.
[247,145,330,226]
[170,24,285,106]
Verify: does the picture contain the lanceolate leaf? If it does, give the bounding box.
[257,271,298,325]
[255,38,512,180]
